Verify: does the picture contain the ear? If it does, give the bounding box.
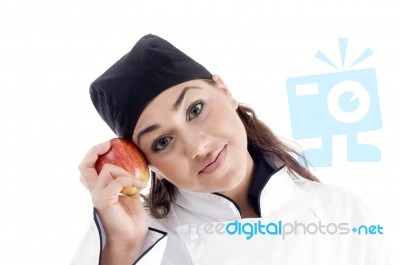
[212,75,239,109]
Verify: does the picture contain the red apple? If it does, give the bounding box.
[95,138,150,195]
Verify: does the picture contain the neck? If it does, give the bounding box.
[219,151,258,218]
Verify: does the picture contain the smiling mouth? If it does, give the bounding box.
[199,145,227,174]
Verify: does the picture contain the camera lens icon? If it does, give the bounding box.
[327,80,370,124]
[286,68,382,166]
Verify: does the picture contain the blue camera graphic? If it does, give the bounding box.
[286,39,382,167]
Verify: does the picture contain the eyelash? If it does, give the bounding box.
[151,100,205,152]
[186,100,204,121]
[151,136,173,152]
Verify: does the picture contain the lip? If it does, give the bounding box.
[199,145,227,174]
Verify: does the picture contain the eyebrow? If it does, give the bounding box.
[173,86,202,111]
[136,85,202,145]
[137,124,160,146]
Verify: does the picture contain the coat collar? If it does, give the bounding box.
[174,152,298,220]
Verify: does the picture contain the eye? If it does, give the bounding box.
[152,136,173,152]
[187,101,204,121]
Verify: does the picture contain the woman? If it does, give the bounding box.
[72,34,389,264]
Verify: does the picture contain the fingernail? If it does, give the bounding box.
[137,181,147,188]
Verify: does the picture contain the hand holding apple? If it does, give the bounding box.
[95,138,150,195]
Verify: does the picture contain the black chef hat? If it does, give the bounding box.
[90,34,212,139]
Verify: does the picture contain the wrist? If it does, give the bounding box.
[102,239,143,265]
[105,227,147,249]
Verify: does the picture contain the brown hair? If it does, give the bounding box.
[144,81,319,219]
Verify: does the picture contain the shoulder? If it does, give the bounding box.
[307,179,366,206]
[294,177,379,222]
[300,178,357,200]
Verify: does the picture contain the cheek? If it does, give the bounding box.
[205,106,239,130]
[216,110,246,140]
[147,153,185,180]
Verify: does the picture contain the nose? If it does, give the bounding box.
[182,130,211,159]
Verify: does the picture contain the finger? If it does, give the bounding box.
[78,141,112,191]
[93,176,147,208]
[94,163,147,193]
[111,176,147,192]
[79,170,98,192]
[78,141,112,170]
[79,175,90,190]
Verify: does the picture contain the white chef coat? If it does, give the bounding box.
[71,152,391,265]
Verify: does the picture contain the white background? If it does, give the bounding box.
[0,0,399,264]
